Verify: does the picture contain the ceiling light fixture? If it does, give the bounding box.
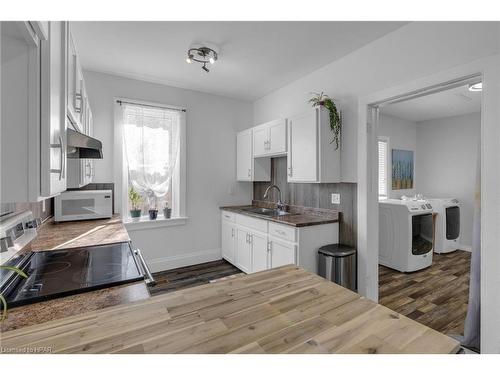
[468,82,483,92]
[186,46,218,73]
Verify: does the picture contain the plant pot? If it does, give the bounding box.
[148,209,158,220]
[163,207,172,219]
[130,209,142,219]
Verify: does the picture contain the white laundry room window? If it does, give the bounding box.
[378,137,389,199]
[116,99,186,222]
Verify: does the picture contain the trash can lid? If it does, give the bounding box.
[318,244,356,257]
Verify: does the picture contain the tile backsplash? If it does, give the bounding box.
[253,157,357,247]
[0,198,53,222]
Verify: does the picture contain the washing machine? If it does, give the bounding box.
[427,198,461,253]
[379,199,434,272]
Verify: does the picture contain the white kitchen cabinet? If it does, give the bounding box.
[252,118,287,157]
[250,231,269,273]
[287,106,340,183]
[236,228,252,273]
[40,21,68,198]
[221,216,236,263]
[269,238,296,269]
[1,21,69,202]
[222,210,338,275]
[67,96,94,188]
[236,129,270,182]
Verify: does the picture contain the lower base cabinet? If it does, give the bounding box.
[269,238,296,269]
[221,210,338,274]
[221,219,236,264]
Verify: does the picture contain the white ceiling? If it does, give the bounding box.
[70,21,407,101]
[380,84,481,123]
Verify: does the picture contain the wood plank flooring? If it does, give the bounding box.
[379,250,471,336]
[149,260,242,296]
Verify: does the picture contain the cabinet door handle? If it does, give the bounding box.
[267,139,271,150]
[267,241,272,252]
[248,234,252,244]
[247,168,251,178]
[275,229,286,236]
[231,228,234,237]
[75,91,82,113]
[288,166,292,177]
[50,135,65,180]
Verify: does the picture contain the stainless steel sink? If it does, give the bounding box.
[241,207,290,217]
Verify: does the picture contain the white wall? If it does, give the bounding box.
[253,21,500,183]
[84,71,254,271]
[378,114,417,199]
[417,112,480,248]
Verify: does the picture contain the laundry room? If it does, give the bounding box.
[376,79,482,346]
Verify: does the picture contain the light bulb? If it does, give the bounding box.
[186,57,192,64]
[209,57,215,64]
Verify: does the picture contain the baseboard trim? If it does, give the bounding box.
[459,245,473,252]
[146,249,222,273]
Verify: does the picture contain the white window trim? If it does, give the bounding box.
[113,97,187,226]
[378,136,389,199]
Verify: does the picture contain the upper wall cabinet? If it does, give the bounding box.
[1,21,68,203]
[252,118,287,158]
[66,27,85,132]
[287,106,340,183]
[40,21,68,197]
[236,129,270,182]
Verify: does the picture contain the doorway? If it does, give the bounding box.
[373,76,481,349]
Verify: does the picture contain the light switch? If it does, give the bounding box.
[331,193,340,205]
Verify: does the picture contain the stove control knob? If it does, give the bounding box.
[0,236,14,253]
[25,218,42,229]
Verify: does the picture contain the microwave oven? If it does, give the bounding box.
[55,190,113,222]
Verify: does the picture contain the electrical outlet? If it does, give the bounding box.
[331,193,340,205]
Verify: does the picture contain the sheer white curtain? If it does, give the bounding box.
[121,102,180,211]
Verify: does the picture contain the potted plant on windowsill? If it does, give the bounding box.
[163,203,172,219]
[308,92,342,150]
[128,187,142,220]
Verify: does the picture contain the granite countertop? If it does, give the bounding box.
[1,215,150,333]
[26,215,130,251]
[220,201,339,227]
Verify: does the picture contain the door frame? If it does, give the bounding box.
[357,54,500,353]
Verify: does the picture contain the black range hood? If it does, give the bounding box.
[66,128,103,159]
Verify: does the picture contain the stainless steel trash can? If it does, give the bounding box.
[318,244,357,291]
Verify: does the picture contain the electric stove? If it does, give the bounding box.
[0,242,151,307]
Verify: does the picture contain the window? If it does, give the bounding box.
[117,99,186,222]
[378,137,389,198]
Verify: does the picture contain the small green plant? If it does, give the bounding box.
[128,187,142,210]
[0,266,28,320]
[309,92,342,150]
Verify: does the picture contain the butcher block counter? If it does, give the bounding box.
[0,265,460,354]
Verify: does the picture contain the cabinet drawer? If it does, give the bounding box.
[236,214,268,233]
[221,210,236,222]
[269,222,297,242]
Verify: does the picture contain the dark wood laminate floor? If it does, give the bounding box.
[379,250,471,336]
[149,259,242,296]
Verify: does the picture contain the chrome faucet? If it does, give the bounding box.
[263,184,286,211]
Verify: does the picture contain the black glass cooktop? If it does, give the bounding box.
[0,242,144,307]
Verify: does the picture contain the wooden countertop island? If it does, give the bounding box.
[0,265,460,354]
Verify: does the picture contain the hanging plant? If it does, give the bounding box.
[308,92,341,150]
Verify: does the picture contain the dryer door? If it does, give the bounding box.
[411,213,433,255]
[446,206,460,240]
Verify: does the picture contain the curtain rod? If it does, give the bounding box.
[116,99,186,112]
